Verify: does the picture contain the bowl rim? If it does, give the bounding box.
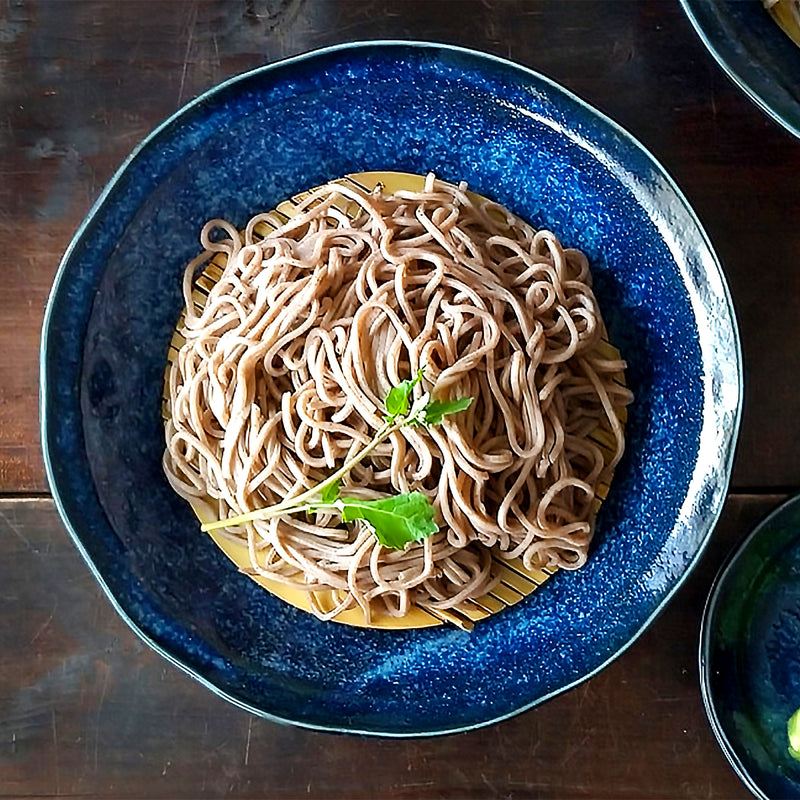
[698,493,800,799]
[40,39,743,736]
[679,0,800,140]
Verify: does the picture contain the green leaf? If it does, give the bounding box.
[319,479,341,505]
[383,369,425,421]
[788,707,800,761]
[422,396,473,426]
[337,491,438,550]
[384,385,410,419]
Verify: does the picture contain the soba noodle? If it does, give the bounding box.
[163,174,632,624]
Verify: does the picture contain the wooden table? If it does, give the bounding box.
[2,1,798,797]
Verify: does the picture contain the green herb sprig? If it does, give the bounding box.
[201,371,472,550]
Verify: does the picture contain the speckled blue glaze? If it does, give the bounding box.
[681,0,800,139]
[701,495,800,799]
[41,42,742,736]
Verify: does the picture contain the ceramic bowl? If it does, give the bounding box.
[680,0,800,139]
[41,42,742,736]
[701,494,800,799]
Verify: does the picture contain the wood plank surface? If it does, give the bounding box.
[0,494,780,799]
[2,0,800,491]
[3,1,800,797]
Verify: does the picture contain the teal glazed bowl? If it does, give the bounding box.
[41,42,742,736]
[701,495,800,799]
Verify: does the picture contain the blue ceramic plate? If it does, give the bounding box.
[41,42,742,736]
[680,0,800,139]
[701,495,800,799]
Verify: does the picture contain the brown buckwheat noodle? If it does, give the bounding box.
[163,173,632,624]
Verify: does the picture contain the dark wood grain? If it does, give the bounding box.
[3,0,800,797]
[0,495,779,799]
[1,0,800,490]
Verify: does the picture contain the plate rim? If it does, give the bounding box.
[40,39,743,736]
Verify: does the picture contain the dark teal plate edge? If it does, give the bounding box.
[679,0,800,140]
[40,40,743,737]
[699,494,800,799]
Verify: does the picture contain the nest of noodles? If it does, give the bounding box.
[163,173,632,625]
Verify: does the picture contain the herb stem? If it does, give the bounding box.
[201,418,400,532]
